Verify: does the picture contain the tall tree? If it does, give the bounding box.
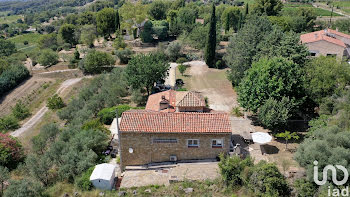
[245,3,249,16]
[59,24,76,46]
[115,9,120,31]
[254,0,283,16]
[0,39,16,57]
[205,3,216,68]
[237,57,305,113]
[125,53,169,96]
[224,15,273,85]
[96,8,116,39]
[148,0,168,20]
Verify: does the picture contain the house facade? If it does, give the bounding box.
[119,110,232,167]
[300,29,350,59]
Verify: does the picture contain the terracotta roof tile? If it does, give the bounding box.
[176,91,206,107]
[327,28,350,39]
[120,110,231,133]
[300,29,346,48]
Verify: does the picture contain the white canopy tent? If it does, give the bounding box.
[90,163,116,190]
[251,132,272,144]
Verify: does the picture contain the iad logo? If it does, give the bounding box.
[314,160,348,186]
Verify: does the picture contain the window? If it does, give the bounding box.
[153,138,178,143]
[212,139,223,148]
[187,139,199,148]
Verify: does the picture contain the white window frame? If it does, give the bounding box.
[187,139,199,148]
[211,139,223,148]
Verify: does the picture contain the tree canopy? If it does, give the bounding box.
[237,57,305,113]
[78,50,115,74]
[125,53,169,96]
[96,8,116,38]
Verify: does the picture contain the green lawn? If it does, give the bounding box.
[282,7,342,16]
[284,3,313,7]
[0,11,22,24]
[8,33,42,52]
[332,1,350,8]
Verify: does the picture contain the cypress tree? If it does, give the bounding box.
[238,12,243,31]
[116,10,120,30]
[225,13,230,33]
[245,3,249,16]
[205,3,216,68]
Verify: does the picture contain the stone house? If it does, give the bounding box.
[118,110,232,167]
[300,28,350,60]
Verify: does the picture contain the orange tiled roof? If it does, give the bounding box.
[300,29,346,48]
[176,91,206,107]
[120,110,231,133]
[145,90,205,111]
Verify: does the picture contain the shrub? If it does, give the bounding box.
[81,119,110,134]
[0,64,30,97]
[0,133,24,168]
[178,64,187,76]
[176,57,187,64]
[218,154,253,187]
[116,48,133,64]
[166,41,182,62]
[0,115,19,132]
[98,105,133,124]
[47,94,65,110]
[75,166,95,191]
[37,49,59,67]
[11,101,30,120]
[231,106,243,117]
[79,50,115,74]
[23,41,29,45]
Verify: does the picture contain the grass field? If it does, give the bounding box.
[282,6,342,16]
[332,1,350,8]
[8,33,42,52]
[0,11,22,24]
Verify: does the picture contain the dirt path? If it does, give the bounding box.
[184,61,238,112]
[164,63,178,87]
[11,78,83,137]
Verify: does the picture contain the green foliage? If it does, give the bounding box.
[0,133,24,168]
[178,64,187,76]
[0,115,19,132]
[245,161,290,196]
[221,7,241,32]
[37,49,59,67]
[96,8,116,38]
[0,59,9,75]
[0,39,16,57]
[119,1,148,34]
[294,178,317,197]
[218,154,253,187]
[205,3,216,68]
[75,166,95,191]
[238,57,305,113]
[32,123,60,155]
[58,68,128,126]
[47,94,65,110]
[38,33,58,51]
[231,106,243,117]
[176,57,187,64]
[148,1,168,20]
[97,104,133,125]
[253,0,283,16]
[0,166,9,196]
[4,179,44,197]
[275,131,299,149]
[304,56,350,105]
[11,100,30,120]
[152,20,169,41]
[177,6,197,32]
[224,15,273,85]
[125,52,169,95]
[274,7,317,32]
[81,119,110,134]
[80,25,97,48]
[0,64,30,97]
[166,41,182,62]
[258,97,293,131]
[78,50,115,74]
[140,20,154,43]
[116,48,133,64]
[113,33,127,50]
[59,24,76,46]
[26,154,55,186]
[179,24,208,49]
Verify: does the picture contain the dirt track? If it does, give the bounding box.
[11,78,83,137]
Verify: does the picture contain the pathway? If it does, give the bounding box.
[11,78,83,137]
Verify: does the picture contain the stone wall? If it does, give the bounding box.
[120,132,231,167]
